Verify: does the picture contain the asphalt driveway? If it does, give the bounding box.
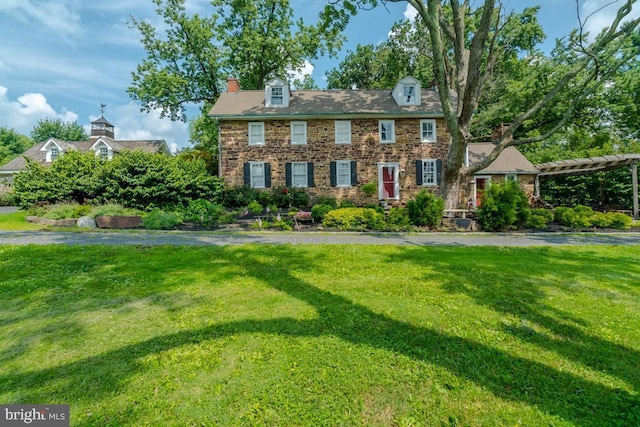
[1,229,639,246]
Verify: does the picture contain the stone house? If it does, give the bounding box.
[0,115,172,184]
[209,76,538,207]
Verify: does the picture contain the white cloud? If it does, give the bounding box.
[0,0,82,42]
[404,4,418,21]
[0,86,79,136]
[581,0,640,39]
[288,61,315,85]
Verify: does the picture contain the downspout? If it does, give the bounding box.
[216,119,222,179]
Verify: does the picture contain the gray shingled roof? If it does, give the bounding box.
[0,137,170,173]
[209,88,454,119]
[468,143,539,174]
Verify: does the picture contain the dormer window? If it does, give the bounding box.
[392,76,421,106]
[99,146,108,160]
[42,140,63,162]
[50,146,59,162]
[265,78,290,108]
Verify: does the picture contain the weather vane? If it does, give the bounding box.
[100,103,106,115]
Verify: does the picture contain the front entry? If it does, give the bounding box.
[474,176,490,207]
[378,163,399,200]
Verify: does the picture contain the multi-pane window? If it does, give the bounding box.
[336,161,352,187]
[291,122,307,145]
[420,119,437,143]
[291,162,308,188]
[421,159,438,186]
[404,85,416,104]
[379,120,395,143]
[270,87,283,105]
[99,146,108,160]
[250,162,266,188]
[50,146,59,162]
[335,121,351,144]
[248,122,265,145]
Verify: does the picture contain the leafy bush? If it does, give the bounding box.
[247,200,264,215]
[142,209,183,230]
[312,196,337,208]
[257,191,272,208]
[361,182,377,197]
[322,207,386,231]
[223,185,258,208]
[311,203,335,221]
[554,206,592,228]
[610,212,632,230]
[530,208,553,222]
[386,207,412,231]
[89,203,137,218]
[526,214,549,229]
[271,186,293,209]
[183,199,226,226]
[478,180,530,231]
[406,190,444,229]
[338,199,356,208]
[0,192,14,206]
[290,188,310,208]
[591,212,613,228]
[41,203,90,220]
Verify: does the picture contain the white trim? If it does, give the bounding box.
[379,120,395,143]
[378,162,400,200]
[265,78,290,108]
[248,122,265,145]
[392,76,422,106]
[334,120,351,144]
[421,159,438,186]
[420,119,437,143]
[291,161,308,188]
[290,121,307,145]
[249,161,266,189]
[335,160,352,188]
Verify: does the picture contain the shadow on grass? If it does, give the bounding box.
[0,245,639,426]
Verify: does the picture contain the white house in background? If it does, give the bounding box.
[0,115,172,183]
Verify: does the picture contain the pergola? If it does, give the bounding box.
[535,154,640,219]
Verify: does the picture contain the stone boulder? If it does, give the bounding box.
[76,216,97,229]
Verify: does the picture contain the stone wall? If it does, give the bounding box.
[220,118,451,205]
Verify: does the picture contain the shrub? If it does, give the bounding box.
[530,208,553,222]
[0,192,15,207]
[247,200,264,215]
[406,190,444,229]
[312,196,337,208]
[364,204,385,215]
[610,212,632,230]
[322,207,386,231]
[41,203,90,220]
[338,199,356,208]
[311,203,335,221]
[478,180,530,231]
[361,182,377,197]
[223,185,258,208]
[89,203,137,218]
[271,186,293,209]
[142,209,183,230]
[526,214,549,229]
[290,188,310,208]
[386,207,412,231]
[257,191,272,208]
[554,206,592,228]
[591,212,613,228]
[183,199,226,226]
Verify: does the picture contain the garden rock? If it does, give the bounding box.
[77,216,97,229]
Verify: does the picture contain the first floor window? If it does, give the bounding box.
[243,162,271,188]
[249,122,265,145]
[379,120,395,143]
[505,174,517,182]
[416,159,441,186]
[330,160,357,187]
[285,162,314,188]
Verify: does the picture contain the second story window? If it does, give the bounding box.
[50,146,59,161]
[379,120,395,143]
[335,121,351,144]
[420,119,437,143]
[248,122,265,145]
[99,146,108,160]
[404,85,416,104]
[290,121,307,145]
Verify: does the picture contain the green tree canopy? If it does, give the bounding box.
[0,127,33,166]
[30,118,88,143]
[129,0,347,121]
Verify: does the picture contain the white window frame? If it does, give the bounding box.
[249,162,266,189]
[420,119,437,143]
[335,120,351,144]
[505,173,518,183]
[248,122,265,145]
[421,159,438,186]
[404,84,417,104]
[49,146,59,162]
[379,120,395,143]
[270,86,283,106]
[291,162,308,188]
[290,121,307,145]
[335,160,352,188]
[378,162,400,200]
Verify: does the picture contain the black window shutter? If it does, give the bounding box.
[350,161,358,186]
[307,162,315,187]
[436,159,443,184]
[330,162,337,187]
[264,163,271,188]
[243,162,251,186]
[285,162,292,187]
[415,160,423,185]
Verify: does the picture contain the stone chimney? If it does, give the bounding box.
[227,77,240,93]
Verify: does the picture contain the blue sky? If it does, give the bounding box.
[0,0,636,151]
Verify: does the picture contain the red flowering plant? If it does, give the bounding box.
[294,210,312,220]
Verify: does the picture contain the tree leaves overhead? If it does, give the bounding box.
[129,0,347,121]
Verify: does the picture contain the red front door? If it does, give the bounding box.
[475,177,489,207]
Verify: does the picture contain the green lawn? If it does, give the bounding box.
[0,210,42,231]
[0,244,638,426]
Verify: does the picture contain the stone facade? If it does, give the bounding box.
[219,118,451,205]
